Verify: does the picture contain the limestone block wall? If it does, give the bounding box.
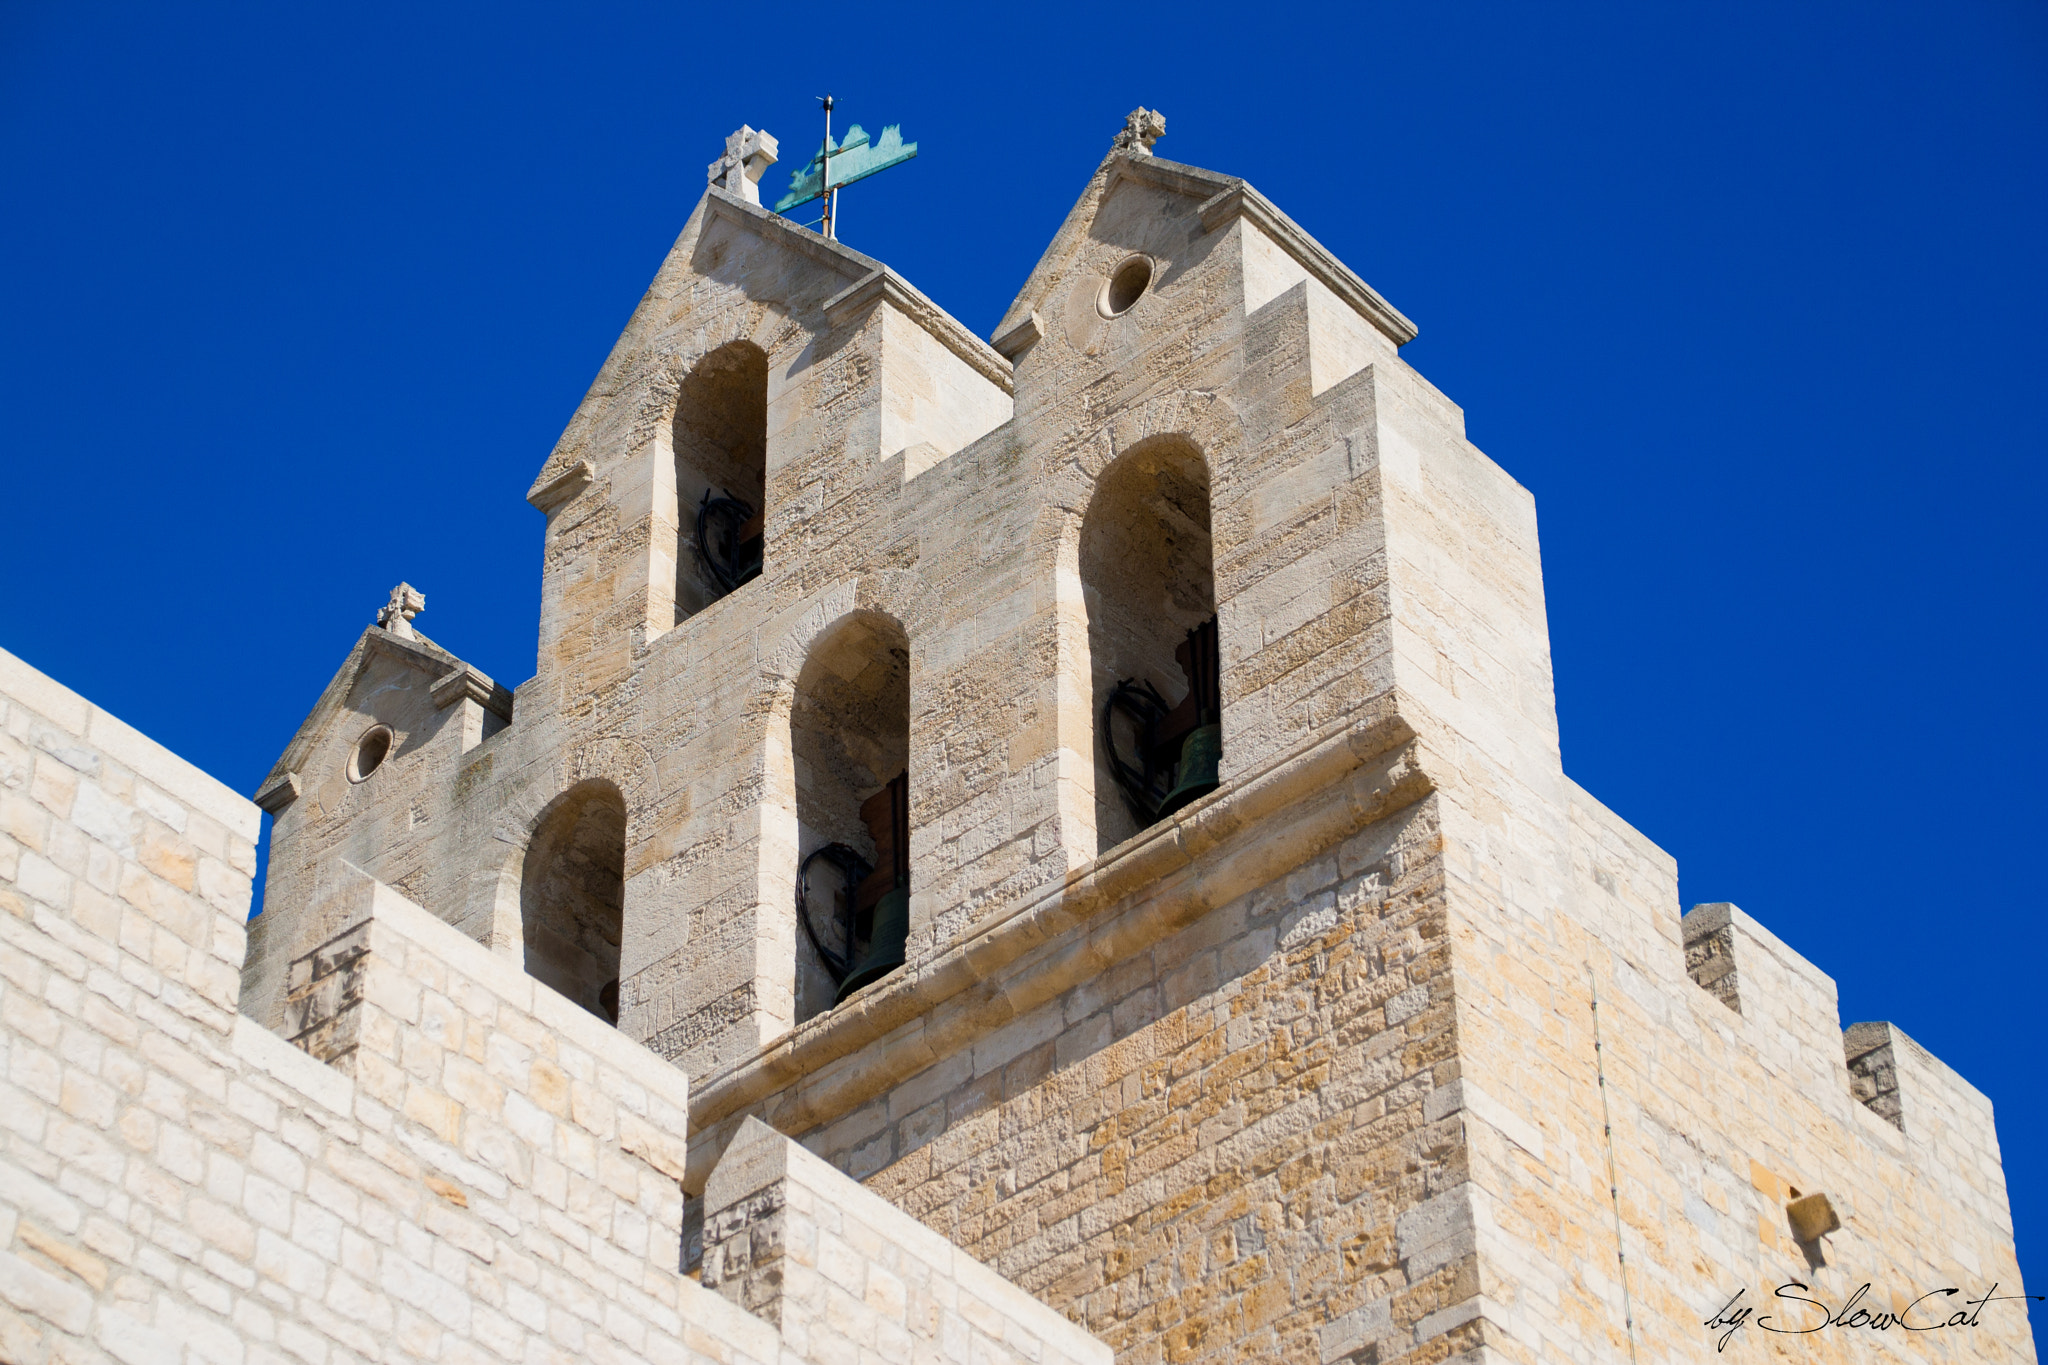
[0,646,1112,1365]
[1437,778,2036,1362]
[245,630,512,1038]
[233,120,2032,1365]
[876,304,1013,470]
[679,711,1476,1365]
[0,646,731,1365]
[254,149,1452,1083]
[681,712,2032,1365]
[852,798,1469,1365]
[250,189,1056,1076]
[703,1118,1111,1365]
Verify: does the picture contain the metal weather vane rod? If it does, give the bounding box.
[774,95,918,240]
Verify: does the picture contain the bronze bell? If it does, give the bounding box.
[836,880,908,1003]
[836,770,910,1004]
[1102,617,1223,828]
[697,490,764,594]
[1155,721,1221,819]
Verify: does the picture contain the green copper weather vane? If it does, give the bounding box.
[774,95,917,240]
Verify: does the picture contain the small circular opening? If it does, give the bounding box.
[1101,256,1153,317]
[347,726,393,784]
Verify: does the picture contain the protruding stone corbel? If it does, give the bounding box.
[707,126,779,206]
[254,771,301,813]
[992,310,1043,358]
[1786,1192,1842,1243]
[527,459,595,513]
[431,664,513,722]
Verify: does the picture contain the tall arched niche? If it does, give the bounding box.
[1079,435,1219,855]
[519,779,627,1024]
[674,340,769,621]
[788,610,911,1023]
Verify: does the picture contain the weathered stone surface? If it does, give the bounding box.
[17,108,2030,1365]
[0,646,1105,1365]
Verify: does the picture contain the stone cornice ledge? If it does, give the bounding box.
[1204,183,1417,347]
[685,697,1437,1177]
[703,186,1015,397]
[526,459,595,512]
[1200,184,1419,347]
[429,664,514,721]
[254,771,300,814]
[822,269,1016,396]
[1103,154,1417,347]
[704,186,888,278]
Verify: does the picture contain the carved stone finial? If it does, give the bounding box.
[1112,108,1166,156]
[377,583,425,640]
[707,125,780,206]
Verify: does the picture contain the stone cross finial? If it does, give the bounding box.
[1112,108,1166,156]
[377,583,425,640]
[708,126,780,206]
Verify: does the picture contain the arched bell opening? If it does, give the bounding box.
[518,780,627,1024]
[789,611,911,1022]
[1080,436,1220,855]
[674,340,769,621]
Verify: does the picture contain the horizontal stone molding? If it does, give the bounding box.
[1101,150,1418,346]
[822,267,1016,394]
[685,697,1435,1179]
[525,456,595,511]
[991,309,1043,358]
[253,768,301,812]
[705,1118,1112,1365]
[429,663,514,720]
[706,187,1016,395]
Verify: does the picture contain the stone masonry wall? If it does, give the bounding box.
[253,150,1432,1088]
[857,800,1470,1365]
[703,1117,1110,1365]
[1438,772,2037,1362]
[235,120,2032,1365]
[0,646,1112,1365]
[679,712,1476,1365]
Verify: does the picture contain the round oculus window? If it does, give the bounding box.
[347,725,393,784]
[1099,256,1154,317]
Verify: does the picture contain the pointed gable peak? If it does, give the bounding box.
[992,110,1416,356]
[255,599,509,813]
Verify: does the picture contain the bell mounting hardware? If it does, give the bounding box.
[697,490,764,596]
[1103,617,1222,827]
[796,770,911,1005]
[774,95,918,240]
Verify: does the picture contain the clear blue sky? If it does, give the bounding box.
[3,0,2042,1322]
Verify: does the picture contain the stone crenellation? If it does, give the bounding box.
[1844,1021,1908,1132]
[4,105,2034,1365]
[1680,900,1742,1012]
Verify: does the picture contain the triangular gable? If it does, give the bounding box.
[992,150,1416,355]
[255,625,507,810]
[700,189,1010,390]
[525,187,1011,506]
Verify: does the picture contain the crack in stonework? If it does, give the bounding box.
[1587,966,1641,1365]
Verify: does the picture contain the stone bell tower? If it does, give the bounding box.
[243,109,2034,1365]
